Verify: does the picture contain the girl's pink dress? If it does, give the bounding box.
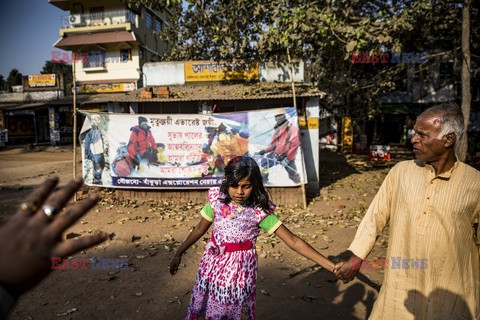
[186,187,275,320]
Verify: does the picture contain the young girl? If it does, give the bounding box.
[170,156,335,319]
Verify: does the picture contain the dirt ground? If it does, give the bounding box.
[0,145,414,320]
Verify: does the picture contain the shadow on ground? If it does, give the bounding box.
[9,237,378,320]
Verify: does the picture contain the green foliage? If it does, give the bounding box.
[125,0,479,119]
[0,75,5,92]
[161,0,271,61]
[6,69,22,92]
[41,60,73,85]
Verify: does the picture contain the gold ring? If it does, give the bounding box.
[20,201,38,215]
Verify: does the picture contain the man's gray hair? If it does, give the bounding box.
[419,102,464,143]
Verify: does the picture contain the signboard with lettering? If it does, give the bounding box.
[299,117,319,129]
[78,83,135,93]
[28,74,56,87]
[185,61,259,82]
[79,108,305,188]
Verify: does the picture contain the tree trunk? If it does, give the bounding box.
[457,0,471,161]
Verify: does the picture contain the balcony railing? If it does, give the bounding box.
[61,9,136,29]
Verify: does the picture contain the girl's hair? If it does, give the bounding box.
[219,156,270,211]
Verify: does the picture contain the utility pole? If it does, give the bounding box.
[458,0,471,161]
[73,57,77,201]
[287,47,307,210]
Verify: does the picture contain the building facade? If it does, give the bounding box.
[49,0,171,93]
[365,52,480,164]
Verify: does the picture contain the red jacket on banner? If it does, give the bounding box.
[127,125,157,159]
[79,108,305,188]
[265,122,300,161]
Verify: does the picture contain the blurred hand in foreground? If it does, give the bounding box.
[0,177,108,298]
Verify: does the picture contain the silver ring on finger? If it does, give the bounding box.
[42,205,60,220]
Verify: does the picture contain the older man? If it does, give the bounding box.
[335,103,480,319]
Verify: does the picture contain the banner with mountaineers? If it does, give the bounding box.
[79,107,306,189]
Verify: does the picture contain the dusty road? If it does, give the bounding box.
[0,145,404,320]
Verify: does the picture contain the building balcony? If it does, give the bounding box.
[60,9,136,30]
[54,30,140,51]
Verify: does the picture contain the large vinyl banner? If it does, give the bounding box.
[79,107,306,189]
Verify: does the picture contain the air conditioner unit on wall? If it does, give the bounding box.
[69,14,82,26]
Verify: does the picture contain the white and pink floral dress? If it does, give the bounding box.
[185,187,277,320]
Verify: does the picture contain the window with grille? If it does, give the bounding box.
[145,11,152,29]
[83,51,104,69]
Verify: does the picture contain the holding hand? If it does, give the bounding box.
[333,255,362,284]
[0,177,108,298]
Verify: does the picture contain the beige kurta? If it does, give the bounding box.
[349,159,480,320]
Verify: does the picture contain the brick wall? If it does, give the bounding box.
[115,186,305,206]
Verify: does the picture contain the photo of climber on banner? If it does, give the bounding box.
[128,116,159,169]
[79,109,305,189]
[251,107,305,186]
[196,112,249,176]
[80,113,110,185]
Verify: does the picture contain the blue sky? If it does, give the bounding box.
[0,0,69,78]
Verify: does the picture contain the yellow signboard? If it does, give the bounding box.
[298,117,319,129]
[307,118,319,129]
[185,61,259,82]
[79,83,135,93]
[342,116,353,153]
[28,74,56,87]
[298,118,306,129]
